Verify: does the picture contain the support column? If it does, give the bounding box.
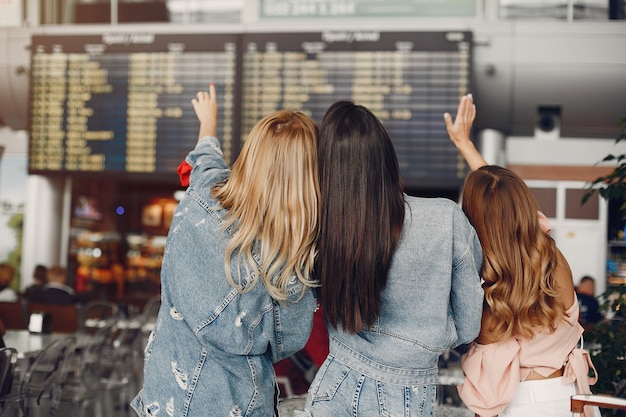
[20,175,67,290]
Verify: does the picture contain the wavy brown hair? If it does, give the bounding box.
[212,110,319,302]
[316,100,405,334]
[461,166,566,340]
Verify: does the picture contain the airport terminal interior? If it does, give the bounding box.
[0,0,625,415]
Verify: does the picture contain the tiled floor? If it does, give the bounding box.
[276,397,474,417]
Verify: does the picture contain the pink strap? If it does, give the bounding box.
[563,348,598,417]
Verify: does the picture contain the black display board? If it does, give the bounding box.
[29,31,471,188]
[29,33,240,181]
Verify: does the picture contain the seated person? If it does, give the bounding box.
[576,275,603,327]
[30,265,77,304]
[0,263,18,302]
[23,264,48,299]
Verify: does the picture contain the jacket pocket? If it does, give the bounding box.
[309,357,350,403]
[130,392,161,417]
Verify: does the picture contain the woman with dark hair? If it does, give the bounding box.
[298,100,484,416]
[23,264,48,299]
[446,94,599,417]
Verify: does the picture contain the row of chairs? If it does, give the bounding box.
[2,330,123,416]
[0,302,160,417]
[0,296,160,417]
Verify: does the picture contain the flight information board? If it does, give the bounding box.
[29,31,471,188]
[242,31,471,188]
[29,33,239,180]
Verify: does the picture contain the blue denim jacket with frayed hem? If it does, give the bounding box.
[301,195,483,417]
[131,136,316,417]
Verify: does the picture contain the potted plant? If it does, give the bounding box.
[583,117,626,210]
[585,285,626,396]
[582,117,626,415]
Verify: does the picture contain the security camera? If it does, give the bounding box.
[535,105,561,140]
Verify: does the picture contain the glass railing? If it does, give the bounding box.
[11,0,626,28]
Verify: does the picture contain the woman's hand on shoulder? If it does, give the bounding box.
[555,249,575,308]
[191,83,218,139]
[537,211,552,235]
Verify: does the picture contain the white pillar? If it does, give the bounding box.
[478,128,506,166]
[482,0,500,21]
[20,175,66,290]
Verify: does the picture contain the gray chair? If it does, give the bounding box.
[0,347,17,416]
[17,337,77,417]
[59,321,137,417]
[139,295,160,332]
[80,300,120,333]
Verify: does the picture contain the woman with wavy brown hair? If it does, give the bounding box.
[445,94,599,417]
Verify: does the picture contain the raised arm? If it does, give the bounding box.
[191,83,218,141]
[443,94,486,171]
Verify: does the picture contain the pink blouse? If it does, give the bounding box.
[457,296,598,416]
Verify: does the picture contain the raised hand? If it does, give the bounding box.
[191,83,218,139]
[443,94,485,171]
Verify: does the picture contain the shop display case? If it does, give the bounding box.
[125,233,166,296]
[607,240,626,286]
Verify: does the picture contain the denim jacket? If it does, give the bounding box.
[131,136,316,417]
[301,196,483,416]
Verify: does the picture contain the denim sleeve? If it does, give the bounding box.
[185,136,229,189]
[450,208,484,347]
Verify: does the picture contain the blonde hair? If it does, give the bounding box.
[462,166,566,340]
[47,265,68,284]
[212,110,319,301]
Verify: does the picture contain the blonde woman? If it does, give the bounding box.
[445,95,598,417]
[131,84,320,417]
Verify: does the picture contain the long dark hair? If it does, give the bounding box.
[317,100,405,333]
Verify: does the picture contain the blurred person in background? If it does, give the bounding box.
[23,264,48,299]
[576,275,603,328]
[0,263,18,302]
[30,265,76,304]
